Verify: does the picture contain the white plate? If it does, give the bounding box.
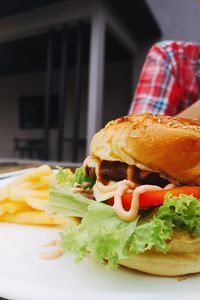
[0,176,199,300]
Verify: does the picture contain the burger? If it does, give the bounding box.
[50,113,200,276]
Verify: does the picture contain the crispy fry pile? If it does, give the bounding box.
[0,165,69,226]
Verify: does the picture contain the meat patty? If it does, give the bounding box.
[87,160,169,187]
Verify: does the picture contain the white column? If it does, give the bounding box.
[86,9,106,155]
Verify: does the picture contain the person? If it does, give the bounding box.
[129,41,200,120]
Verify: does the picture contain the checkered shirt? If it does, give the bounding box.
[129,41,200,116]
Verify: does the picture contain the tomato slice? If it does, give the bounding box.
[106,194,132,211]
[106,186,200,210]
[140,186,200,208]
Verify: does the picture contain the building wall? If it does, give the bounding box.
[0,59,132,162]
[148,0,200,43]
[2,0,197,162]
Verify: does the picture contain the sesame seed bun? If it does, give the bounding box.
[90,113,200,185]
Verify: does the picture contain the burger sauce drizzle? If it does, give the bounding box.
[113,184,162,221]
[83,156,175,221]
[83,156,101,179]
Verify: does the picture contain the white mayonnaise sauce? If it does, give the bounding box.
[113,184,162,221]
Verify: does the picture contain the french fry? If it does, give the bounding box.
[7,174,28,187]
[0,165,75,227]
[0,206,5,216]
[0,211,68,226]
[0,201,30,214]
[27,165,52,180]
[7,165,52,188]
[0,186,8,202]
[17,175,52,190]
[9,187,49,202]
[26,198,49,211]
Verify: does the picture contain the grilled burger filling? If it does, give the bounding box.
[86,160,169,187]
[81,156,179,221]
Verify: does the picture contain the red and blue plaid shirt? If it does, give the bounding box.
[129,41,200,116]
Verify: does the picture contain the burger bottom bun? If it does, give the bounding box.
[120,252,200,277]
[120,235,200,276]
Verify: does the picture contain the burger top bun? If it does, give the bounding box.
[90,113,200,185]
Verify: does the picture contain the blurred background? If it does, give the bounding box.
[0,0,199,164]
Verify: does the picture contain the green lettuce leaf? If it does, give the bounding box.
[60,201,139,269]
[129,217,172,254]
[129,193,200,255]
[50,181,200,269]
[70,167,95,190]
[156,193,200,236]
[55,167,73,185]
[54,167,95,190]
[50,183,94,218]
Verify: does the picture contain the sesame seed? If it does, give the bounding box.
[167,121,173,126]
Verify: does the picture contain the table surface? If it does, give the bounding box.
[0,159,81,174]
